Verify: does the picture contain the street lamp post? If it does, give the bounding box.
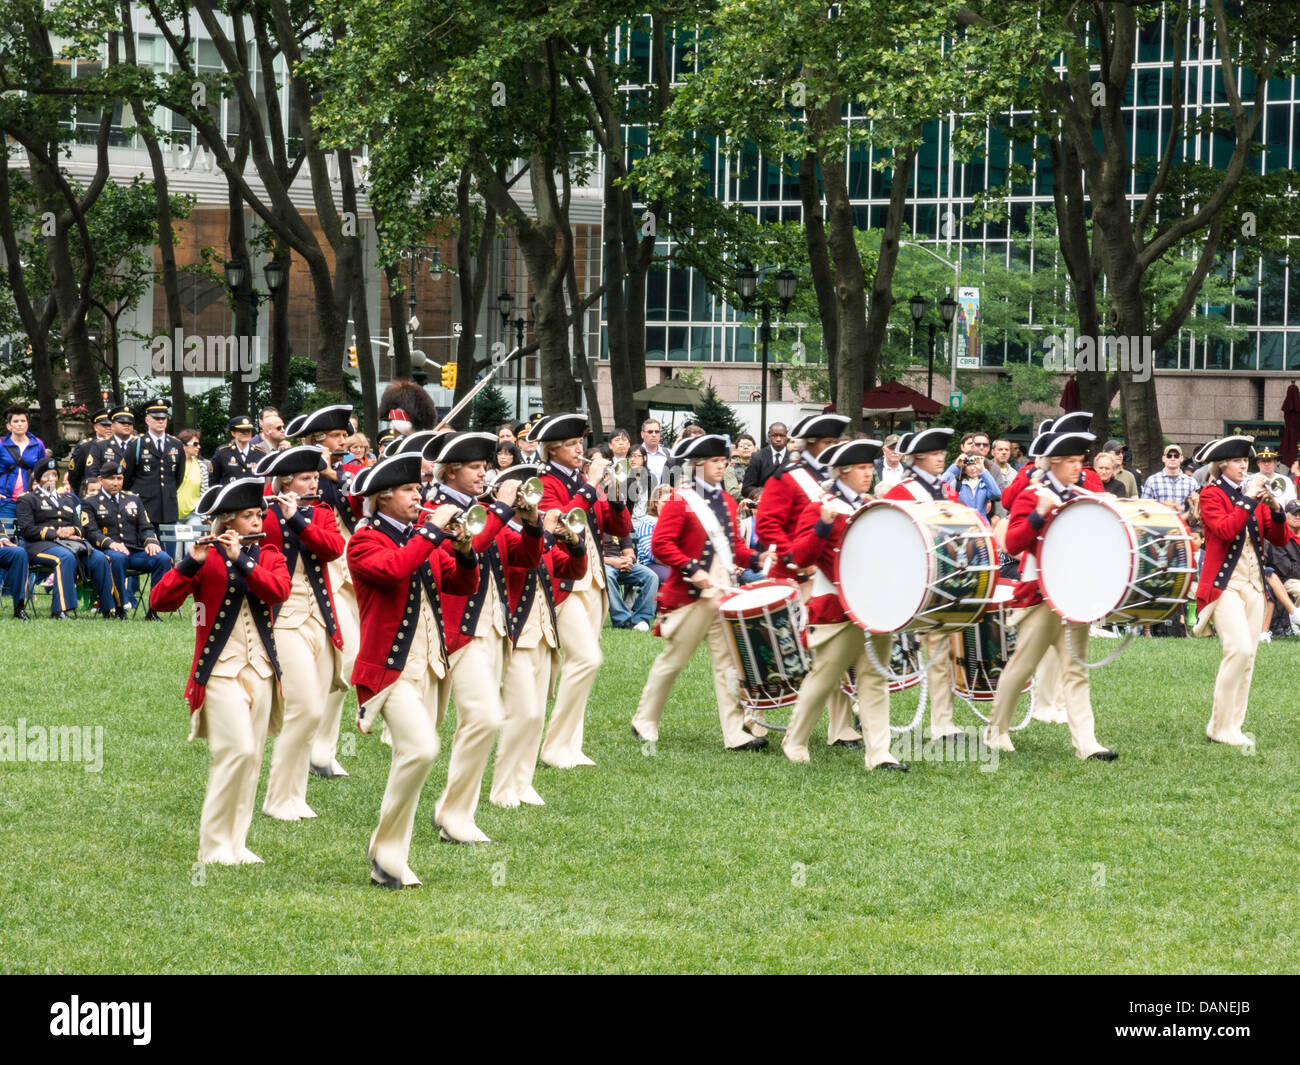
[899,239,962,392]
[909,292,958,401]
[736,266,797,441]
[497,291,535,420]
[223,257,285,353]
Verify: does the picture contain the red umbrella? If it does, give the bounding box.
[1059,377,1081,413]
[860,380,942,420]
[1280,382,1300,467]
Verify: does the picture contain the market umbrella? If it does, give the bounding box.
[860,380,943,421]
[632,380,705,411]
[1280,382,1300,468]
[1059,377,1081,413]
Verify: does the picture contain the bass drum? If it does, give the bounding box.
[1038,496,1194,625]
[836,499,998,633]
[950,581,1030,701]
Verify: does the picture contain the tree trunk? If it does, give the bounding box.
[603,163,635,433]
[566,257,602,439]
[861,143,918,407]
[226,187,251,418]
[384,263,411,381]
[799,150,838,406]
[270,251,291,409]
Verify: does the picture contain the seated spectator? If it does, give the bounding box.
[635,484,674,588]
[16,456,116,619]
[0,527,30,619]
[1093,452,1127,496]
[85,460,173,620]
[627,445,653,518]
[1265,501,1300,634]
[603,525,658,631]
[497,423,517,446]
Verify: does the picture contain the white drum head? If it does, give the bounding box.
[839,505,928,631]
[720,582,792,613]
[1039,499,1131,622]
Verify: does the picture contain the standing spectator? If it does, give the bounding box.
[988,437,1017,516]
[602,525,659,631]
[211,415,260,485]
[627,446,653,518]
[176,429,209,525]
[516,423,539,463]
[68,408,113,496]
[608,428,632,461]
[1253,446,1289,496]
[724,433,755,501]
[1102,439,1139,497]
[947,451,1002,518]
[124,398,186,530]
[873,433,907,494]
[640,418,670,482]
[497,423,517,446]
[93,406,137,475]
[0,404,48,522]
[741,422,790,500]
[1093,452,1127,496]
[1141,444,1197,511]
[250,407,287,453]
[1009,441,1025,467]
[494,440,521,473]
[345,433,374,468]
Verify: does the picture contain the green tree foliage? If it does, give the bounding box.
[691,385,747,442]
[470,381,513,433]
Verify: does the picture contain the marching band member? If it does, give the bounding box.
[783,439,907,769]
[753,412,862,748]
[425,431,543,843]
[882,426,968,743]
[1193,436,1289,746]
[631,435,774,750]
[149,478,291,865]
[347,452,479,887]
[534,413,632,768]
[985,431,1117,760]
[284,405,360,780]
[489,465,588,808]
[255,446,347,821]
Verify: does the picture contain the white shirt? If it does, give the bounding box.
[694,476,723,498]
[151,433,167,451]
[643,445,668,481]
[834,480,863,508]
[879,457,906,489]
[375,512,412,538]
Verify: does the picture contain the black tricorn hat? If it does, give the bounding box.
[790,412,851,441]
[529,413,588,444]
[1195,436,1255,463]
[433,431,497,464]
[673,433,731,461]
[897,427,953,455]
[821,438,883,467]
[254,444,327,479]
[351,453,423,497]
[1039,431,1096,458]
[197,477,267,517]
[285,404,353,439]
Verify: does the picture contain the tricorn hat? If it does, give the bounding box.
[254,444,327,479]
[529,413,588,444]
[897,427,953,455]
[351,453,423,497]
[197,477,267,517]
[821,438,883,468]
[284,404,352,439]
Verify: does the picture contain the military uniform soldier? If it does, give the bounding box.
[84,460,174,620]
[68,408,113,496]
[211,415,261,486]
[122,398,186,529]
[93,407,137,475]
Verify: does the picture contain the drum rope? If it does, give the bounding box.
[889,674,929,736]
[955,683,1038,732]
[864,632,948,683]
[1063,623,1137,669]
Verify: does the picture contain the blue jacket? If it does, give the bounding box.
[0,434,47,504]
[943,465,1002,515]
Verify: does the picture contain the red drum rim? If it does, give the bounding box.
[716,577,801,618]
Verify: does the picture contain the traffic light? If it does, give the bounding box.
[440,363,457,389]
[347,344,358,369]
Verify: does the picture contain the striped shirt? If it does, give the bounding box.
[1141,469,1197,508]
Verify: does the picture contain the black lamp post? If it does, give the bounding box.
[223,257,285,342]
[400,246,443,325]
[736,266,797,441]
[908,291,958,401]
[498,291,536,419]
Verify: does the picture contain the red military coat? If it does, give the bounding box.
[651,484,755,613]
[753,459,829,583]
[1196,479,1289,610]
[788,483,862,625]
[1002,464,1102,512]
[503,526,587,643]
[884,473,959,505]
[259,500,346,649]
[538,462,632,604]
[423,490,543,655]
[150,542,291,713]
[346,517,480,706]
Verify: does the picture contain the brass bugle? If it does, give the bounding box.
[561,506,588,536]
[196,532,267,545]
[447,503,489,539]
[581,455,631,478]
[480,475,544,508]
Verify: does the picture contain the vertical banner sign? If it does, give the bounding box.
[956,287,981,369]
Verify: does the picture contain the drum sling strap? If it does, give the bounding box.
[679,487,734,577]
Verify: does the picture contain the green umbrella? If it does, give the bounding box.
[632,380,704,412]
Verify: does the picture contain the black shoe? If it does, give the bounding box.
[437,826,491,845]
[631,724,650,742]
[727,736,769,751]
[101,610,117,620]
[1088,749,1119,762]
[145,609,163,622]
[831,738,865,749]
[116,607,128,619]
[369,859,404,890]
[876,761,910,772]
[13,602,30,621]
[309,762,335,779]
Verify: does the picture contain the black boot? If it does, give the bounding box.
[144,609,163,622]
[13,600,30,621]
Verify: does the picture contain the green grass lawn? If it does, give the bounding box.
[1,614,1297,974]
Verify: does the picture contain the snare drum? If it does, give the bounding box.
[716,580,810,712]
[836,499,998,633]
[1037,496,1194,625]
[840,632,922,697]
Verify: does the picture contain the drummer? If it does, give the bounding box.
[1194,436,1289,746]
[753,411,862,748]
[984,430,1118,760]
[782,439,907,770]
[631,434,775,750]
[882,426,968,743]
